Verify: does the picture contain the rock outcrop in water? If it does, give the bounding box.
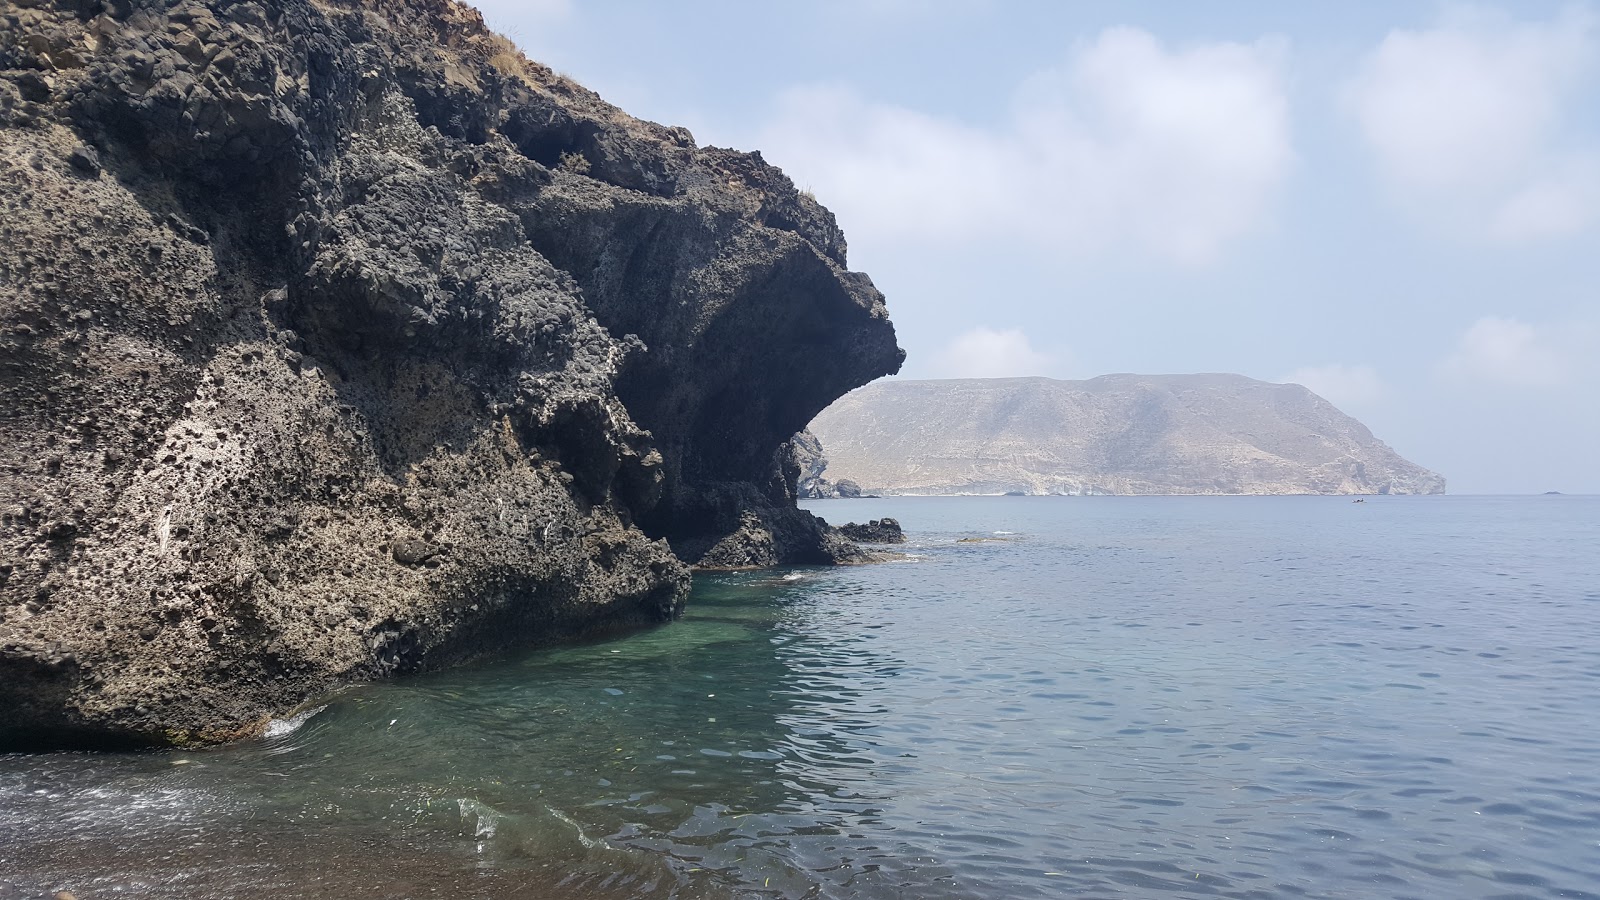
[0,0,901,748]
[835,518,904,544]
[785,428,863,500]
[788,429,833,498]
[808,375,1443,496]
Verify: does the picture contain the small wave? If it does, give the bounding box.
[781,573,807,582]
[458,798,501,838]
[263,705,327,739]
[994,530,1018,535]
[546,804,608,850]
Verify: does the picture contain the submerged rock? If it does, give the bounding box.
[0,0,900,748]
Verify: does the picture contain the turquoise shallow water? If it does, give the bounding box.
[3,495,1599,899]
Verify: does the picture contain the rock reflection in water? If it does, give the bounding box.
[0,573,964,899]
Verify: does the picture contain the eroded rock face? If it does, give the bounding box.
[788,429,837,499]
[0,0,900,748]
[835,519,904,545]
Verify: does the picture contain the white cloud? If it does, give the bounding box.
[1346,6,1600,240]
[1281,364,1385,410]
[1492,159,1600,240]
[1438,316,1568,387]
[754,28,1292,264]
[936,327,1057,378]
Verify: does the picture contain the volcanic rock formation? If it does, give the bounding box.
[834,518,904,544]
[785,427,861,499]
[808,375,1443,496]
[0,0,900,748]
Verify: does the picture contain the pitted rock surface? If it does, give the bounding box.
[0,0,901,748]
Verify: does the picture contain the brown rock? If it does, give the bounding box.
[0,0,899,749]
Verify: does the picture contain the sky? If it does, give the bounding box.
[472,0,1600,494]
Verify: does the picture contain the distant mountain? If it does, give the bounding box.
[805,374,1445,496]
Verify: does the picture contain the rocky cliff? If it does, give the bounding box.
[808,375,1443,496]
[786,427,861,499]
[0,0,901,748]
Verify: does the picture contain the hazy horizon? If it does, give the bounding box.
[474,0,1600,494]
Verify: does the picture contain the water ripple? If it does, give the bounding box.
[3,496,1599,898]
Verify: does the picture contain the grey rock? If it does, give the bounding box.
[389,537,439,567]
[0,0,899,749]
[788,429,835,499]
[66,144,98,175]
[810,375,1444,496]
[835,518,904,544]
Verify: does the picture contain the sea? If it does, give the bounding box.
[2,495,1598,899]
